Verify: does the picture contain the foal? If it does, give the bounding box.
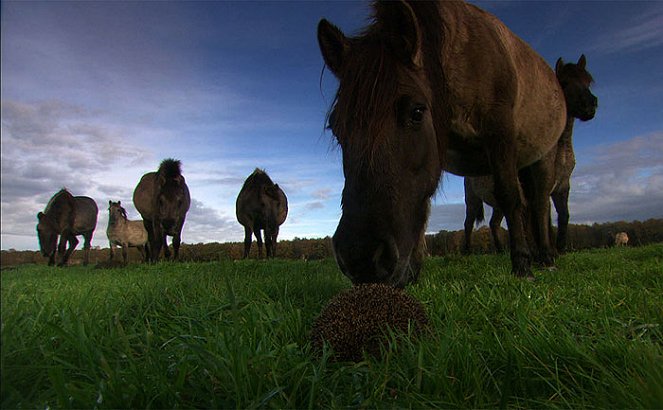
[106,201,148,264]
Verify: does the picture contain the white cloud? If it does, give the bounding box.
[592,4,663,54]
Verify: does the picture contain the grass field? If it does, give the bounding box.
[2,244,662,408]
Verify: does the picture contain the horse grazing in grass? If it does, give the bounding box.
[133,159,190,262]
[463,55,597,256]
[236,169,288,258]
[106,201,148,263]
[319,0,583,285]
[37,189,98,266]
[614,232,629,247]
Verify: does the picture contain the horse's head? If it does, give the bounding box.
[36,212,58,257]
[157,176,187,231]
[108,200,126,222]
[319,2,442,287]
[556,55,597,121]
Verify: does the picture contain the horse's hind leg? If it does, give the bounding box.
[82,232,92,266]
[552,186,570,253]
[463,183,483,254]
[255,229,264,259]
[489,208,505,252]
[142,219,154,262]
[243,226,252,258]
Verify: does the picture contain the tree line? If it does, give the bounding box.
[2,218,662,267]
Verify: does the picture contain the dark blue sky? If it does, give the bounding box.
[2,1,662,250]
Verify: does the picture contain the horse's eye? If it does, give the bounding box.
[411,105,426,124]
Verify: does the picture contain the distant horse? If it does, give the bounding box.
[106,200,148,263]
[319,1,594,285]
[614,232,629,247]
[37,189,98,266]
[236,169,288,258]
[133,159,191,262]
[463,55,597,256]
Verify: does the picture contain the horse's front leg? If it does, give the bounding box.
[150,221,163,262]
[122,244,129,264]
[59,232,79,267]
[489,136,533,279]
[551,186,570,253]
[521,155,557,267]
[162,234,171,260]
[172,229,182,261]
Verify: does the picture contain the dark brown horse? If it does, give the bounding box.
[319,1,580,285]
[464,55,597,256]
[236,169,288,258]
[37,189,98,266]
[133,159,191,262]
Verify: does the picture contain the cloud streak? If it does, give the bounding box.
[592,4,663,54]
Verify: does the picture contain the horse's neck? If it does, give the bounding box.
[109,214,126,226]
[558,116,575,149]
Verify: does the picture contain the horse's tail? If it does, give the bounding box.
[475,203,485,226]
[464,178,485,226]
[158,158,182,179]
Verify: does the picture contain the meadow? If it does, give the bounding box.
[2,244,662,409]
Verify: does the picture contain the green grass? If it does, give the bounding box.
[2,245,662,408]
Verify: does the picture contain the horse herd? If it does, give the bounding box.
[36,162,288,266]
[37,1,601,285]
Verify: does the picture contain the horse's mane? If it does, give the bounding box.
[157,158,183,180]
[44,188,72,214]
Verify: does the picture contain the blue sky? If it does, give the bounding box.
[2,1,662,251]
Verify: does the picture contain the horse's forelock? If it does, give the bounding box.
[158,159,182,180]
[330,33,404,165]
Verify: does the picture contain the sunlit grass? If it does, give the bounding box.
[2,245,662,408]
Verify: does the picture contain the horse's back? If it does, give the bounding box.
[133,172,156,219]
[440,1,566,174]
[73,196,98,234]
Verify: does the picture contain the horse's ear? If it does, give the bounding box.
[377,0,422,66]
[318,19,348,77]
[555,58,564,75]
[118,201,121,205]
[108,200,112,206]
[577,54,586,70]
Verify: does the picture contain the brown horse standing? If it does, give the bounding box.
[37,189,98,266]
[319,1,577,285]
[464,55,597,256]
[133,159,191,262]
[236,169,288,258]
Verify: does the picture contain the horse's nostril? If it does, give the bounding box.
[373,239,399,279]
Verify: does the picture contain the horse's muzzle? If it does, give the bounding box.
[332,229,412,288]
